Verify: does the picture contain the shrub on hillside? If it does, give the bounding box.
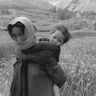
[56,8,75,20]
[61,18,90,30]
[71,21,89,30]
[49,6,56,13]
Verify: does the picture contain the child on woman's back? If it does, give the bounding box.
[40,23,71,96]
[50,23,70,96]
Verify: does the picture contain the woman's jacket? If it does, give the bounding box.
[10,42,67,96]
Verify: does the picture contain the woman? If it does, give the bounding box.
[7,16,67,96]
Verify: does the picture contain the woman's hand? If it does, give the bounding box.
[16,49,26,61]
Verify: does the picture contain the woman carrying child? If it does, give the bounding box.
[7,17,70,96]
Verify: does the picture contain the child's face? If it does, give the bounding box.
[11,26,26,44]
[50,30,65,46]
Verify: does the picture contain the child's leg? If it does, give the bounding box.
[53,84,60,96]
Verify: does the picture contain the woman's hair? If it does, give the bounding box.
[7,21,25,35]
[51,23,71,44]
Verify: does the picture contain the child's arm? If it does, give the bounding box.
[46,64,67,88]
[53,84,60,96]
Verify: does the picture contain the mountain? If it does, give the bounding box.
[0,0,56,32]
[48,0,96,13]
[73,0,96,13]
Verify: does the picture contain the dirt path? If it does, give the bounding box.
[36,30,96,39]
[71,31,96,39]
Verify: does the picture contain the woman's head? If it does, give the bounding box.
[7,16,37,49]
[50,23,71,46]
[8,22,25,42]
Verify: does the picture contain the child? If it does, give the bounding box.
[50,23,70,45]
[50,23,70,96]
[7,17,68,96]
[39,23,71,96]
[39,23,70,45]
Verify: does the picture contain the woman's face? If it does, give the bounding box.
[50,30,65,46]
[11,26,26,44]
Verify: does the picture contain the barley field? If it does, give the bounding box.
[60,37,96,96]
[0,31,96,96]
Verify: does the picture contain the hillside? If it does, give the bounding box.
[0,0,60,32]
[49,0,96,13]
[0,0,53,11]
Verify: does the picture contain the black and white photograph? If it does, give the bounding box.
[0,0,96,96]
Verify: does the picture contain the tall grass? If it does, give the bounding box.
[0,43,16,96]
[60,37,96,96]
[0,44,15,60]
[0,36,96,96]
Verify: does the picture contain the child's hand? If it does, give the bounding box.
[53,84,60,96]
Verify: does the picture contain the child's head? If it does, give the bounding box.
[7,16,37,50]
[50,23,71,46]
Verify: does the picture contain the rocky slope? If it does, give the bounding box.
[49,0,96,13]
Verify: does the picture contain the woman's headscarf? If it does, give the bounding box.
[7,16,37,50]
